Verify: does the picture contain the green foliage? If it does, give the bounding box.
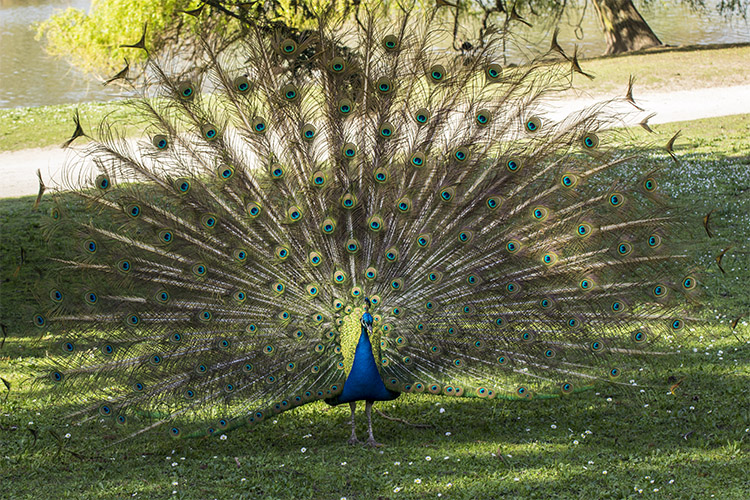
[35,0,204,75]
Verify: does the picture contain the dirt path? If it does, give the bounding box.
[2,84,749,199]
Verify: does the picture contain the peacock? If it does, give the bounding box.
[34,5,705,447]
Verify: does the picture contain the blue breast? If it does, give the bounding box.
[334,326,400,404]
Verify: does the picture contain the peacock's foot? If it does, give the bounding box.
[348,437,362,445]
[365,438,383,448]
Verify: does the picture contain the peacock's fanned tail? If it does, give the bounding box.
[35,8,702,439]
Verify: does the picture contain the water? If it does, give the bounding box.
[0,0,748,109]
[0,0,119,108]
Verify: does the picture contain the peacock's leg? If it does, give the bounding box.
[365,400,383,447]
[347,401,361,445]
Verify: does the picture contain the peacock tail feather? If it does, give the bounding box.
[34,6,704,440]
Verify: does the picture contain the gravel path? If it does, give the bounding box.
[2,84,749,199]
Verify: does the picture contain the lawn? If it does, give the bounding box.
[0,113,748,498]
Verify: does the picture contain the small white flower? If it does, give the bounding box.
[394,487,401,493]
[394,461,401,465]
[606,398,613,402]
[445,431,451,436]
[573,440,579,445]
[166,456,171,460]
[669,479,675,484]
[414,478,422,484]
[602,470,607,475]
[28,421,34,426]
[220,434,227,440]
[341,497,347,500]
[172,462,178,467]
[439,408,445,413]
[447,483,452,487]
[64,433,71,439]
[550,424,557,429]
[514,477,520,482]
[300,447,306,453]
[273,420,278,424]
[425,456,432,461]
[341,462,347,466]
[241,478,246,482]
[172,491,177,495]
[172,481,178,486]
[444,456,449,460]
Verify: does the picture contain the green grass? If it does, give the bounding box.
[1,113,748,498]
[570,44,750,97]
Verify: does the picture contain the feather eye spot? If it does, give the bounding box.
[429,65,445,82]
[643,178,657,192]
[281,83,298,101]
[252,117,267,133]
[682,276,696,290]
[233,75,251,93]
[338,98,353,115]
[647,234,662,249]
[475,109,491,126]
[506,239,521,254]
[410,152,425,167]
[346,239,359,254]
[561,174,578,188]
[617,242,632,256]
[376,77,392,94]
[280,39,297,54]
[525,116,541,133]
[175,178,191,194]
[486,196,502,210]
[440,188,454,202]
[330,57,345,72]
[486,63,502,81]
[414,108,430,124]
[379,122,394,138]
[506,159,521,172]
[577,223,592,238]
[542,252,558,266]
[383,35,399,51]
[192,263,207,276]
[177,81,195,100]
[454,147,469,162]
[342,142,357,158]
[95,174,110,190]
[202,124,218,140]
[631,330,647,343]
[609,193,624,207]
[365,267,377,280]
[152,135,168,149]
[582,133,599,149]
[153,289,170,304]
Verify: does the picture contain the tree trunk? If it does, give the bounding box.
[591,0,663,55]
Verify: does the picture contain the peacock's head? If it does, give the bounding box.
[361,297,373,333]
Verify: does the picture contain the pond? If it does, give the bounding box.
[0,0,748,109]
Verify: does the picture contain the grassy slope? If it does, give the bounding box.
[1,45,748,153]
[0,114,748,498]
